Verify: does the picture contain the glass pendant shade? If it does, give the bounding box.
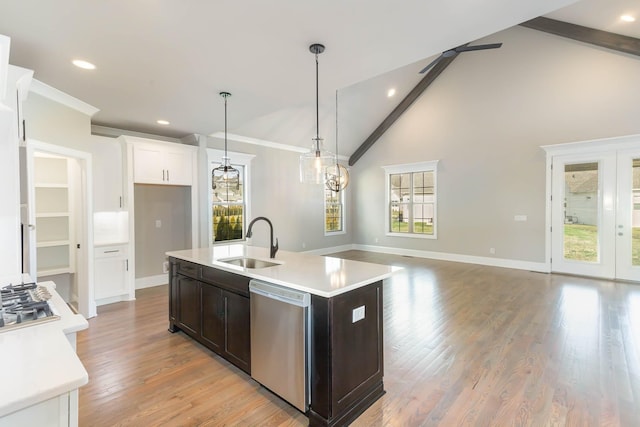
[325,163,349,192]
[300,137,334,184]
[212,156,240,190]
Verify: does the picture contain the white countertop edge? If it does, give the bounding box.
[166,246,400,298]
[0,281,89,418]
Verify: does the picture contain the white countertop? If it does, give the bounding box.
[0,281,89,418]
[166,245,400,298]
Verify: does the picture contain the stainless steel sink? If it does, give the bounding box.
[219,257,281,269]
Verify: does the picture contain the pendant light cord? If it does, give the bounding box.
[315,50,320,151]
[224,95,228,156]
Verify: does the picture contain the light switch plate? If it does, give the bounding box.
[352,305,365,323]
[514,215,527,222]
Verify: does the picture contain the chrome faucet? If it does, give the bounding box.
[246,216,279,258]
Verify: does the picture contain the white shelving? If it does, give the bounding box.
[34,155,74,277]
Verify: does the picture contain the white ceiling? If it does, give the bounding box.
[1,0,638,156]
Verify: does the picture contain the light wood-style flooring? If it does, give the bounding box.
[77,251,640,426]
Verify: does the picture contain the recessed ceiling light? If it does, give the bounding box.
[387,88,396,97]
[72,59,96,70]
[621,14,636,22]
[157,120,170,125]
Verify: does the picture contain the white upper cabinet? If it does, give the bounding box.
[127,137,195,185]
[91,136,124,211]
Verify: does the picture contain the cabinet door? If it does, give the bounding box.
[164,149,192,185]
[94,246,127,301]
[201,284,224,352]
[222,290,250,373]
[177,276,200,336]
[92,138,123,211]
[133,144,164,184]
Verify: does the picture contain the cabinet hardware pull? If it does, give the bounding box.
[126,259,129,271]
[167,170,170,181]
[104,250,119,253]
[119,196,122,208]
[163,169,166,181]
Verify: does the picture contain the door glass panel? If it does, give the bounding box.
[632,159,640,266]
[563,162,599,262]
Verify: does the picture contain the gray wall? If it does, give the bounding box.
[134,184,192,278]
[349,26,640,263]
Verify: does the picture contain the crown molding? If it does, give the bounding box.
[30,79,99,117]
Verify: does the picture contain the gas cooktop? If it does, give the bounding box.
[0,282,60,333]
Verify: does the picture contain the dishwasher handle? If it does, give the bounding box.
[249,280,310,308]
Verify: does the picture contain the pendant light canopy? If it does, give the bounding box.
[325,90,349,192]
[300,43,334,184]
[212,91,240,191]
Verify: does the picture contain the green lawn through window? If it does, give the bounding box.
[564,224,640,265]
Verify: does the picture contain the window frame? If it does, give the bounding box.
[207,148,255,246]
[324,184,347,236]
[383,160,439,239]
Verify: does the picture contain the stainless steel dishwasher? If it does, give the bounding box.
[249,279,311,412]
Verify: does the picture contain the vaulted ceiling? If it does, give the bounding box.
[1,0,639,157]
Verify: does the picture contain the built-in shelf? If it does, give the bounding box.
[34,155,74,277]
[38,267,72,276]
[35,212,70,218]
[33,183,69,188]
[36,240,71,248]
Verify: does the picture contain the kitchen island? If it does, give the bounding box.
[166,245,398,427]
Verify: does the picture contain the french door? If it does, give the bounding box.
[550,147,640,281]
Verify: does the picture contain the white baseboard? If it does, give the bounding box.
[136,274,168,290]
[95,294,130,307]
[352,244,549,273]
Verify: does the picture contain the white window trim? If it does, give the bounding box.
[383,160,439,239]
[207,148,255,246]
[324,186,347,236]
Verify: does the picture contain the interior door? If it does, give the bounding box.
[551,148,640,281]
[551,152,616,278]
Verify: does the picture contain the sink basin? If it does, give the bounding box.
[219,257,281,269]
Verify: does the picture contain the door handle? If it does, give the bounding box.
[618,232,623,236]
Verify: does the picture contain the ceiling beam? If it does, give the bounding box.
[348,51,461,166]
[520,17,640,57]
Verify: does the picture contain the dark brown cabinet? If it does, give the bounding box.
[176,275,200,336]
[169,257,251,374]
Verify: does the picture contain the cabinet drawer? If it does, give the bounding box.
[201,266,249,296]
[95,245,127,259]
[177,260,200,279]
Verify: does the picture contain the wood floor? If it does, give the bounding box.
[77,251,640,426]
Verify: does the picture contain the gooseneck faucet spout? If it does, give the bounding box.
[246,216,279,258]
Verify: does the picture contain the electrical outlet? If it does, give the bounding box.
[352,305,365,323]
[302,242,306,249]
[489,247,496,254]
[155,219,162,228]
[162,261,169,273]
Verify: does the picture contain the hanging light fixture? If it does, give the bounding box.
[325,90,349,192]
[300,43,334,184]
[212,91,240,191]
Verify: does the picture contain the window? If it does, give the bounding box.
[325,186,345,234]
[208,149,254,245]
[383,160,438,238]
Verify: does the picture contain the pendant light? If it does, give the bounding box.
[212,91,240,191]
[300,43,334,184]
[325,90,349,192]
